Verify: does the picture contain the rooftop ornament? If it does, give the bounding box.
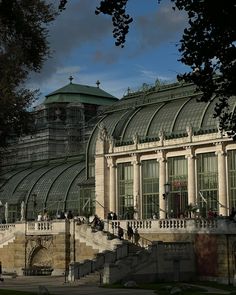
[96,80,100,88]
[69,75,74,84]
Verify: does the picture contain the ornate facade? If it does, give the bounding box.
[0,80,235,222]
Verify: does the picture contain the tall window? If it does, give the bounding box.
[197,152,218,217]
[117,163,133,219]
[142,160,159,219]
[79,187,95,217]
[228,150,236,209]
[168,156,188,218]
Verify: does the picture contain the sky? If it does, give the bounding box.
[28,0,190,103]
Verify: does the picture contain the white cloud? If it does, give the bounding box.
[56,66,81,75]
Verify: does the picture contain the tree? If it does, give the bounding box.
[94,0,236,139]
[0,0,58,148]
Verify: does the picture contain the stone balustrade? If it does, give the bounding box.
[109,217,235,234]
[0,218,235,244]
[27,221,52,232]
[0,224,16,231]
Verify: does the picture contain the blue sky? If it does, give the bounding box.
[28,0,190,102]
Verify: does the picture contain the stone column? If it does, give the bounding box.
[157,151,166,219]
[215,144,227,216]
[107,157,116,213]
[132,154,140,219]
[185,148,196,206]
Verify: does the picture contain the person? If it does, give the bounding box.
[118,226,124,240]
[208,208,214,219]
[134,228,140,246]
[0,261,3,282]
[76,218,82,225]
[37,212,42,221]
[43,210,49,221]
[112,212,117,220]
[91,214,100,230]
[59,211,65,219]
[107,212,112,220]
[127,225,134,240]
[67,210,73,219]
[230,207,236,220]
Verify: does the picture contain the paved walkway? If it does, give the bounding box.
[0,276,233,295]
[183,283,231,294]
[0,276,155,295]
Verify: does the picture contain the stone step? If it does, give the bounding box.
[77,271,102,286]
[1,272,17,278]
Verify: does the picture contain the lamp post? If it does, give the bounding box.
[0,200,3,222]
[163,183,171,219]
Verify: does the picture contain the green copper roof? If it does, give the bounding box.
[44,83,118,105]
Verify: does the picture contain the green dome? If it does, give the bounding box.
[44,82,118,105]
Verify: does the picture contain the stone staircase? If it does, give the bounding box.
[72,270,102,286]
[0,224,17,248]
[68,223,150,285]
[75,223,123,252]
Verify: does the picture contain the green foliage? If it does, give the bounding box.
[94,0,236,139]
[0,290,37,295]
[174,0,236,139]
[0,0,58,148]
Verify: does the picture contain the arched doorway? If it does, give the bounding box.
[25,246,53,276]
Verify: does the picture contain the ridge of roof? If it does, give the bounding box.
[46,83,116,99]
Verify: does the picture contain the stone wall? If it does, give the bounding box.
[0,220,235,284]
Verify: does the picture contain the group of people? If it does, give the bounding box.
[117,225,140,245]
[37,210,50,221]
[229,207,236,221]
[90,214,104,231]
[207,208,218,219]
[107,211,118,220]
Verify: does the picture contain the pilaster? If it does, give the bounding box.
[185,147,196,206]
[215,142,227,216]
[157,150,166,219]
[131,153,140,219]
[107,156,117,213]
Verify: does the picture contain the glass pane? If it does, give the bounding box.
[168,156,188,218]
[142,160,159,219]
[228,150,236,209]
[117,163,133,219]
[197,153,218,217]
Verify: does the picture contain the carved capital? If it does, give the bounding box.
[214,142,226,156]
[215,150,226,157]
[156,150,166,162]
[130,153,140,165]
[106,156,116,168]
[185,154,195,159]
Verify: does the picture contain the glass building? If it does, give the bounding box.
[0,80,235,222]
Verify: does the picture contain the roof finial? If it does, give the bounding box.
[96,80,100,88]
[69,75,74,84]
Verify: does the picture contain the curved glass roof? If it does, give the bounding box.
[87,82,236,159]
[87,110,129,166]
[0,158,85,218]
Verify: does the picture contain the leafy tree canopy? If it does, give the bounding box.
[0,0,58,148]
[94,0,236,139]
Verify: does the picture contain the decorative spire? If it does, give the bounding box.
[69,75,74,84]
[96,80,100,88]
